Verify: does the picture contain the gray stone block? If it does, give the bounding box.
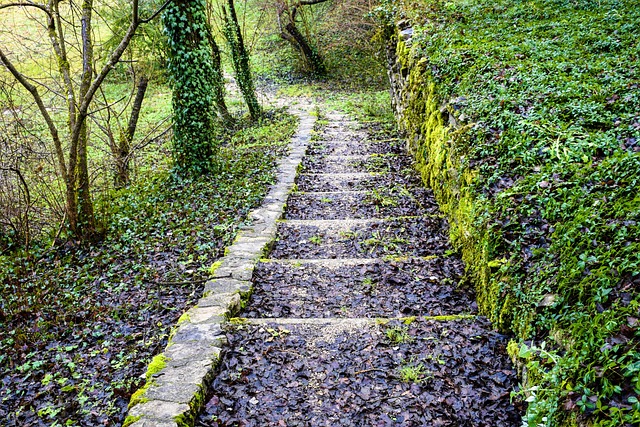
[170,322,223,345]
[163,342,222,363]
[144,382,202,405]
[129,400,189,421]
[184,305,227,324]
[203,278,248,294]
[198,291,240,309]
[156,359,213,384]
[130,418,178,427]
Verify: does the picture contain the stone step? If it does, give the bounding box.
[196,317,522,426]
[294,190,369,195]
[270,216,451,259]
[232,315,478,326]
[260,256,442,266]
[295,172,423,192]
[300,153,409,174]
[285,188,439,220]
[307,138,404,156]
[244,255,476,318]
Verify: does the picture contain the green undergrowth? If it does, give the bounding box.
[0,110,297,425]
[235,0,387,89]
[377,0,640,425]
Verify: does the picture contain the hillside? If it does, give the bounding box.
[378,0,640,425]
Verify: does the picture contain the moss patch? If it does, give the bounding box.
[122,414,142,427]
[127,353,168,410]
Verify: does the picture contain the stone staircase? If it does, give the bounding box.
[194,112,522,426]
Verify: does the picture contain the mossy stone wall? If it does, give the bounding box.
[385,31,508,329]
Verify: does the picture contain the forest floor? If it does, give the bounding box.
[194,109,524,426]
[0,106,298,426]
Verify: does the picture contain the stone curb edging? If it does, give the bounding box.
[125,103,316,427]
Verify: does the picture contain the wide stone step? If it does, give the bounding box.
[285,189,439,220]
[306,138,405,156]
[270,216,451,259]
[196,317,522,427]
[295,172,424,193]
[244,256,476,318]
[300,154,409,174]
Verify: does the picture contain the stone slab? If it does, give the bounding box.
[129,401,189,421]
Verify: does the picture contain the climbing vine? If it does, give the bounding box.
[163,0,218,175]
[222,0,261,120]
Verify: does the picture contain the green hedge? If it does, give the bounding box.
[378,0,640,425]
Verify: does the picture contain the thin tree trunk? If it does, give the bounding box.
[224,0,261,120]
[284,21,325,75]
[114,75,149,187]
[276,0,327,76]
[72,0,97,239]
[76,122,96,238]
[208,33,232,123]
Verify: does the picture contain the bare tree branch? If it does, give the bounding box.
[0,48,68,180]
[140,0,171,24]
[0,2,52,19]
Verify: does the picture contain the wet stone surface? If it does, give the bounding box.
[295,171,423,193]
[285,189,439,220]
[270,217,451,259]
[245,257,477,318]
[300,154,407,174]
[195,318,522,427]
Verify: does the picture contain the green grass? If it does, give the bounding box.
[232,0,387,88]
[382,0,640,425]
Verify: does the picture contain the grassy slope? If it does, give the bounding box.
[387,0,639,425]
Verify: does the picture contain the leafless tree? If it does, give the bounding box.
[0,0,169,240]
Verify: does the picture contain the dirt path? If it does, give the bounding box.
[195,111,522,426]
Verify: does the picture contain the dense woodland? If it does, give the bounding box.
[0,0,638,426]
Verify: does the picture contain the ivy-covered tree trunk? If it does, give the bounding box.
[208,32,233,124]
[222,0,261,121]
[164,0,218,176]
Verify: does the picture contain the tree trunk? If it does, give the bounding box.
[76,122,97,239]
[208,32,232,124]
[276,0,327,76]
[283,21,325,75]
[164,0,218,175]
[223,0,261,120]
[114,75,149,188]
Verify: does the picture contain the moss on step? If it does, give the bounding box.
[122,414,142,427]
[127,353,168,409]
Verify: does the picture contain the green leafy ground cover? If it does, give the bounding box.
[0,112,297,426]
[380,0,640,425]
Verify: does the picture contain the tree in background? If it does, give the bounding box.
[208,28,234,124]
[163,0,220,175]
[222,0,262,120]
[275,0,328,76]
[100,0,168,188]
[0,0,166,241]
